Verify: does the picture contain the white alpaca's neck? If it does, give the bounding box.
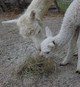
[25,0,54,19]
[54,0,80,47]
[55,25,75,48]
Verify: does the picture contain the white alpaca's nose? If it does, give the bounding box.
[39,52,48,58]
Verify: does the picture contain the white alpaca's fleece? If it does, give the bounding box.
[18,0,55,49]
[2,0,54,49]
[40,0,80,73]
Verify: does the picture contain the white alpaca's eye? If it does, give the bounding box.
[38,30,41,34]
[52,41,56,45]
[45,52,50,54]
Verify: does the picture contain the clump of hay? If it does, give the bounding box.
[16,52,56,76]
[25,57,56,76]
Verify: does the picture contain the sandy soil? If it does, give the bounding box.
[0,13,80,87]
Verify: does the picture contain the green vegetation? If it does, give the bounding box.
[57,0,73,13]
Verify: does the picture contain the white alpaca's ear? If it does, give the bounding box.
[48,41,56,48]
[30,10,36,20]
[48,43,55,48]
[2,19,17,24]
[45,26,53,37]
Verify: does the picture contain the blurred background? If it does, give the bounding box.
[0,0,73,13]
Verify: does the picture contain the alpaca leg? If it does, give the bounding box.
[76,29,80,73]
[61,29,79,65]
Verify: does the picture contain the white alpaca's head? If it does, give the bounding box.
[2,10,42,38]
[17,10,42,38]
[2,10,43,50]
[40,27,56,58]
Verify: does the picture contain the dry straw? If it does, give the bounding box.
[16,52,56,76]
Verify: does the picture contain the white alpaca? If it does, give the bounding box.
[40,0,80,73]
[2,0,54,49]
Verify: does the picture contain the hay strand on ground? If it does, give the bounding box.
[15,52,56,76]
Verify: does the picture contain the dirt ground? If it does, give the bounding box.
[0,12,80,87]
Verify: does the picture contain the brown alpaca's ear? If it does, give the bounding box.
[30,10,36,20]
